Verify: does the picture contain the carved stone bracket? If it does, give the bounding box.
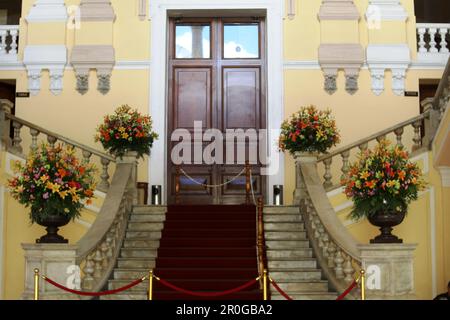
[367,44,410,96]
[319,44,364,95]
[71,45,115,95]
[23,45,68,96]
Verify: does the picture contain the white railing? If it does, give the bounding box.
[0,25,19,60]
[417,23,450,64]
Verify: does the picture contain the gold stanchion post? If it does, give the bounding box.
[263,269,268,301]
[34,268,40,301]
[148,270,153,301]
[360,269,366,300]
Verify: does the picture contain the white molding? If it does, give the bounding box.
[0,185,5,299]
[115,60,151,70]
[438,167,450,187]
[365,0,408,22]
[411,152,429,175]
[26,0,68,23]
[366,44,411,96]
[283,60,321,70]
[23,45,67,96]
[327,186,345,198]
[149,0,285,204]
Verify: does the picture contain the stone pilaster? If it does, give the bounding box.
[318,0,364,95]
[357,244,417,300]
[24,0,68,96]
[71,0,116,95]
[22,244,80,300]
[365,0,411,96]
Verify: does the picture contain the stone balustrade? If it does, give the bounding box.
[417,23,450,64]
[0,25,19,60]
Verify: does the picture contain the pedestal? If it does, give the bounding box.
[357,243,417,300]
[293,152,318,205]
[22,244,79,300]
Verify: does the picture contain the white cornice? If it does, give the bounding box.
[365,0,408,22]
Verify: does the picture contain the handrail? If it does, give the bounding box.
[318,112,429,162]
[0,25,19,30]
[433,56,450,109]
[5,113,115,162]
[300,162,360,259]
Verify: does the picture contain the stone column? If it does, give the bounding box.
[357,244,417,300]
[22,244,80,300]
[116,151,139,205]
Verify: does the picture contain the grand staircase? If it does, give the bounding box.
[103,204,337,300]
[264,206,337,300]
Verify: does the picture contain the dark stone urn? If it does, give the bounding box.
[368,211,406,244]
[35,215,71,244]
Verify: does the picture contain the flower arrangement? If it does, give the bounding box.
[95,105,159,158]
[279,105,340,155]
[341,140,426,221]
[8,143,97,223]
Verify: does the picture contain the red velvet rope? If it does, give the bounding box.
[269,279,293,300]
[43,276,145,296]
[157,277,259,298]
[336,280,357,300]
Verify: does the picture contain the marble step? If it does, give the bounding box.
[263,206,299,214]
[126,231,162,239]
[117,258,156,269]
[114,268,152,280]
[264,223,305,231]
[108,280,148,292]
[267,249,313,259]
[127,222,164,231]
[266,240,310,249]
[101,293,147,300]
[132,206,167,214]
[265,231,307,240]
[271,292,338,300]
[270,280,329,292]
[264,214,303,223]
[268,259,317,269]
[123,239,160,248]
[269,269,322,281]
[130,214,166,222]
[120,248,158,258]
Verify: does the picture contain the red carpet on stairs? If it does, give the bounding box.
[153,205,262,300]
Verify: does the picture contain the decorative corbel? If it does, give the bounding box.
[323,69,338,95]
[97,68,112,95]
[49,68,65,96]
[27,69,42,96]
[344,68,359,95]
[74,68,90,95]
[391,68,406,96]
[369,68,385,96]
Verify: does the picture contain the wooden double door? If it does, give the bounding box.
[167,17,266,204]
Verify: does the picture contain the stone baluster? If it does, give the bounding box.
[343,254,354,283]
[334,249,344,279]
[439,28,449,53]
[100,241,109,269]
[82,150,92,164]
[9,29,18,55]
[359,142,368,152]
[11,121,23,154]
[105,229,115,259]
[322,157,333,189]
[412,120,423,152]
[82,255,95,290]
[29,128,40,152]
[417,27,427,53]
[47,135,57,148]
[394,127,404,148]
[98,158,111,192]
[376,135,386,143]
[340,150,350,182]
[0,29,6,55]
[93,248,104,279]
[428,28,438,53]
[327,241,336,268]
[322,232,330,258]
[316,220,325,250]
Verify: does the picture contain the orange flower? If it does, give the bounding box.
[58,168,67,178]
[364,180,376,189]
